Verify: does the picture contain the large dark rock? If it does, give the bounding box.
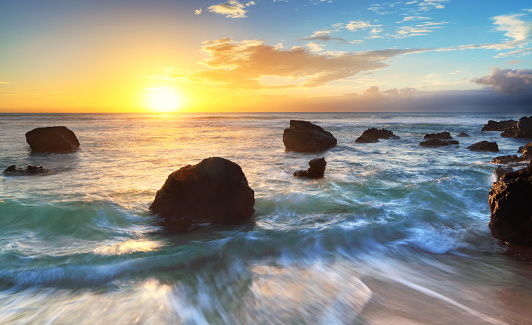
[489,162,532,246]
[482,120,517,131]
[3,165,49,176]
[149,157,255,230]
[293,157,326,178]
[360,128,400,139]
[492,155,523,164]
[501,117,532,138]
[467,141,499,152]
[355,136,379,143]
[283,120,337,153]
[423,132,453,139]
[25,126,80,153]
[419,139,459,147]
[518,142,532,158]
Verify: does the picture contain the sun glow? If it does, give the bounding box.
[146,88,183,112]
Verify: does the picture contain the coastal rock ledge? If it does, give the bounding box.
[150,157,255,230]
[283,120,337,153]
[25,126,80,153]
[489,162,532,246]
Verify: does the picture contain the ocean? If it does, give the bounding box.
[0,112,531,324]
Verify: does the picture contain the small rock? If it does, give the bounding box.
[359,128,400,139]
[423,132,453,140]
[355,136,379,143]
[419,139,459,147]
[457,132,470,137]
[283,120,337,153]
[293,158,326,178]
[3,165,49,176]
[467,141,499,152]
[481,120,517,131]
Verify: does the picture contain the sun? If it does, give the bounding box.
[147,88,183,113]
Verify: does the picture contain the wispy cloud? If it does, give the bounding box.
[169,38,427,89]
[299,30,351,43]
[207,0,255,18]
[394,21,447,38]
[346,21,383,32]
[418,0,448,12]
[471,68,532,93]
[396,16,431,23]
[0,81,11,84]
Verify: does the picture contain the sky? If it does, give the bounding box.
[1,0,531,113]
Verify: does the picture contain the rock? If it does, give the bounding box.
[494,165,516,181]
[359,128,400,139]
[25,126,80,153]
[293,158,326,178]
[457,132,470,137]
[488,162,532,246]
[501,116,532,138]
[518,142,532,158]
[481,120,517,131]
[423,132,453,139]
[419,139,459,147]
[149,157,255,230]
[355,136,379,143]
[467,141,499,152]
[3,165,49,175]
[283,120,337,153]
[492,155,523,164]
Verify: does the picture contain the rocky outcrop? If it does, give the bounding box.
[467,141,499,152]
[355,136,379,143]
[149,157,255,230]
[518,142,532,158]
[283,120,337,153]
[492,155,523,164]
[457,132,470,137]
[293,158,326,178]
[359,128,400,139]
[423,132,453,140]
[494,165,516,181]
[25,126,80,153]
[419,139,459,147]
[3,165,49,176]
[489,162,532,246]
[501,117,532,138]
[481,120,517,131]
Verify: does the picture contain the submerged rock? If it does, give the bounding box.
[489,162,532,246]
[467,141,499,152]
[359,128,400,139]
[481,120,517,131]
[3,165,49,176]
[149,157,255,230]
[419,139,459,147]
[423,132,453,140]
[25,126,80,153]
[354,135,379,143]
[283,120,337,153]
[293,157,326,178]
[457,132,470,137]
[501,116,532,138]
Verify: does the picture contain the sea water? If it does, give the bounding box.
[0,112,531,324]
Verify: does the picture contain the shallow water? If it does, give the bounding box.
[0,112,531,324]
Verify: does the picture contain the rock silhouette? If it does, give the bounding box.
[293,158,327,178]
[482,120,517,131]
[25,126,80,153]
[501,117,532,138]
[467,141,499,152]
[283,120,337,153]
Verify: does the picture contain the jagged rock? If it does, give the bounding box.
[492,155,523,164]
[283,120,337,153]
[488,162,532,246]
[293,158,326,178]
[419,139,459,147]
[494,165,516,181]
[3,165,49,175]
[457,132,470,137]
[355,136,379,143]
[518,142,532,158]
[149,157,255,230]
[25,126,80,153]
[359,128,400,139]
[423,132,453,139]
[501,116,532,138]
[467,141,499,152]
[481,120,517,131]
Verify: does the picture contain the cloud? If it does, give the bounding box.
[346,21,383,32]
[0,81,11,84]
[194,9,202,15]
[299,30,351,43]
[418,0,448,11]
[471,68,532,94]
[394,21,447,38]
[492,13,530,43]
[176,38,426,89]
[397,16,431,23]
[207,0,255,18]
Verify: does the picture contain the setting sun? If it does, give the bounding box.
[146,88,183,113]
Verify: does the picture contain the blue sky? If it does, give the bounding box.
[1,0,531,112]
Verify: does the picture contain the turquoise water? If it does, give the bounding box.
[0,112,531,324]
